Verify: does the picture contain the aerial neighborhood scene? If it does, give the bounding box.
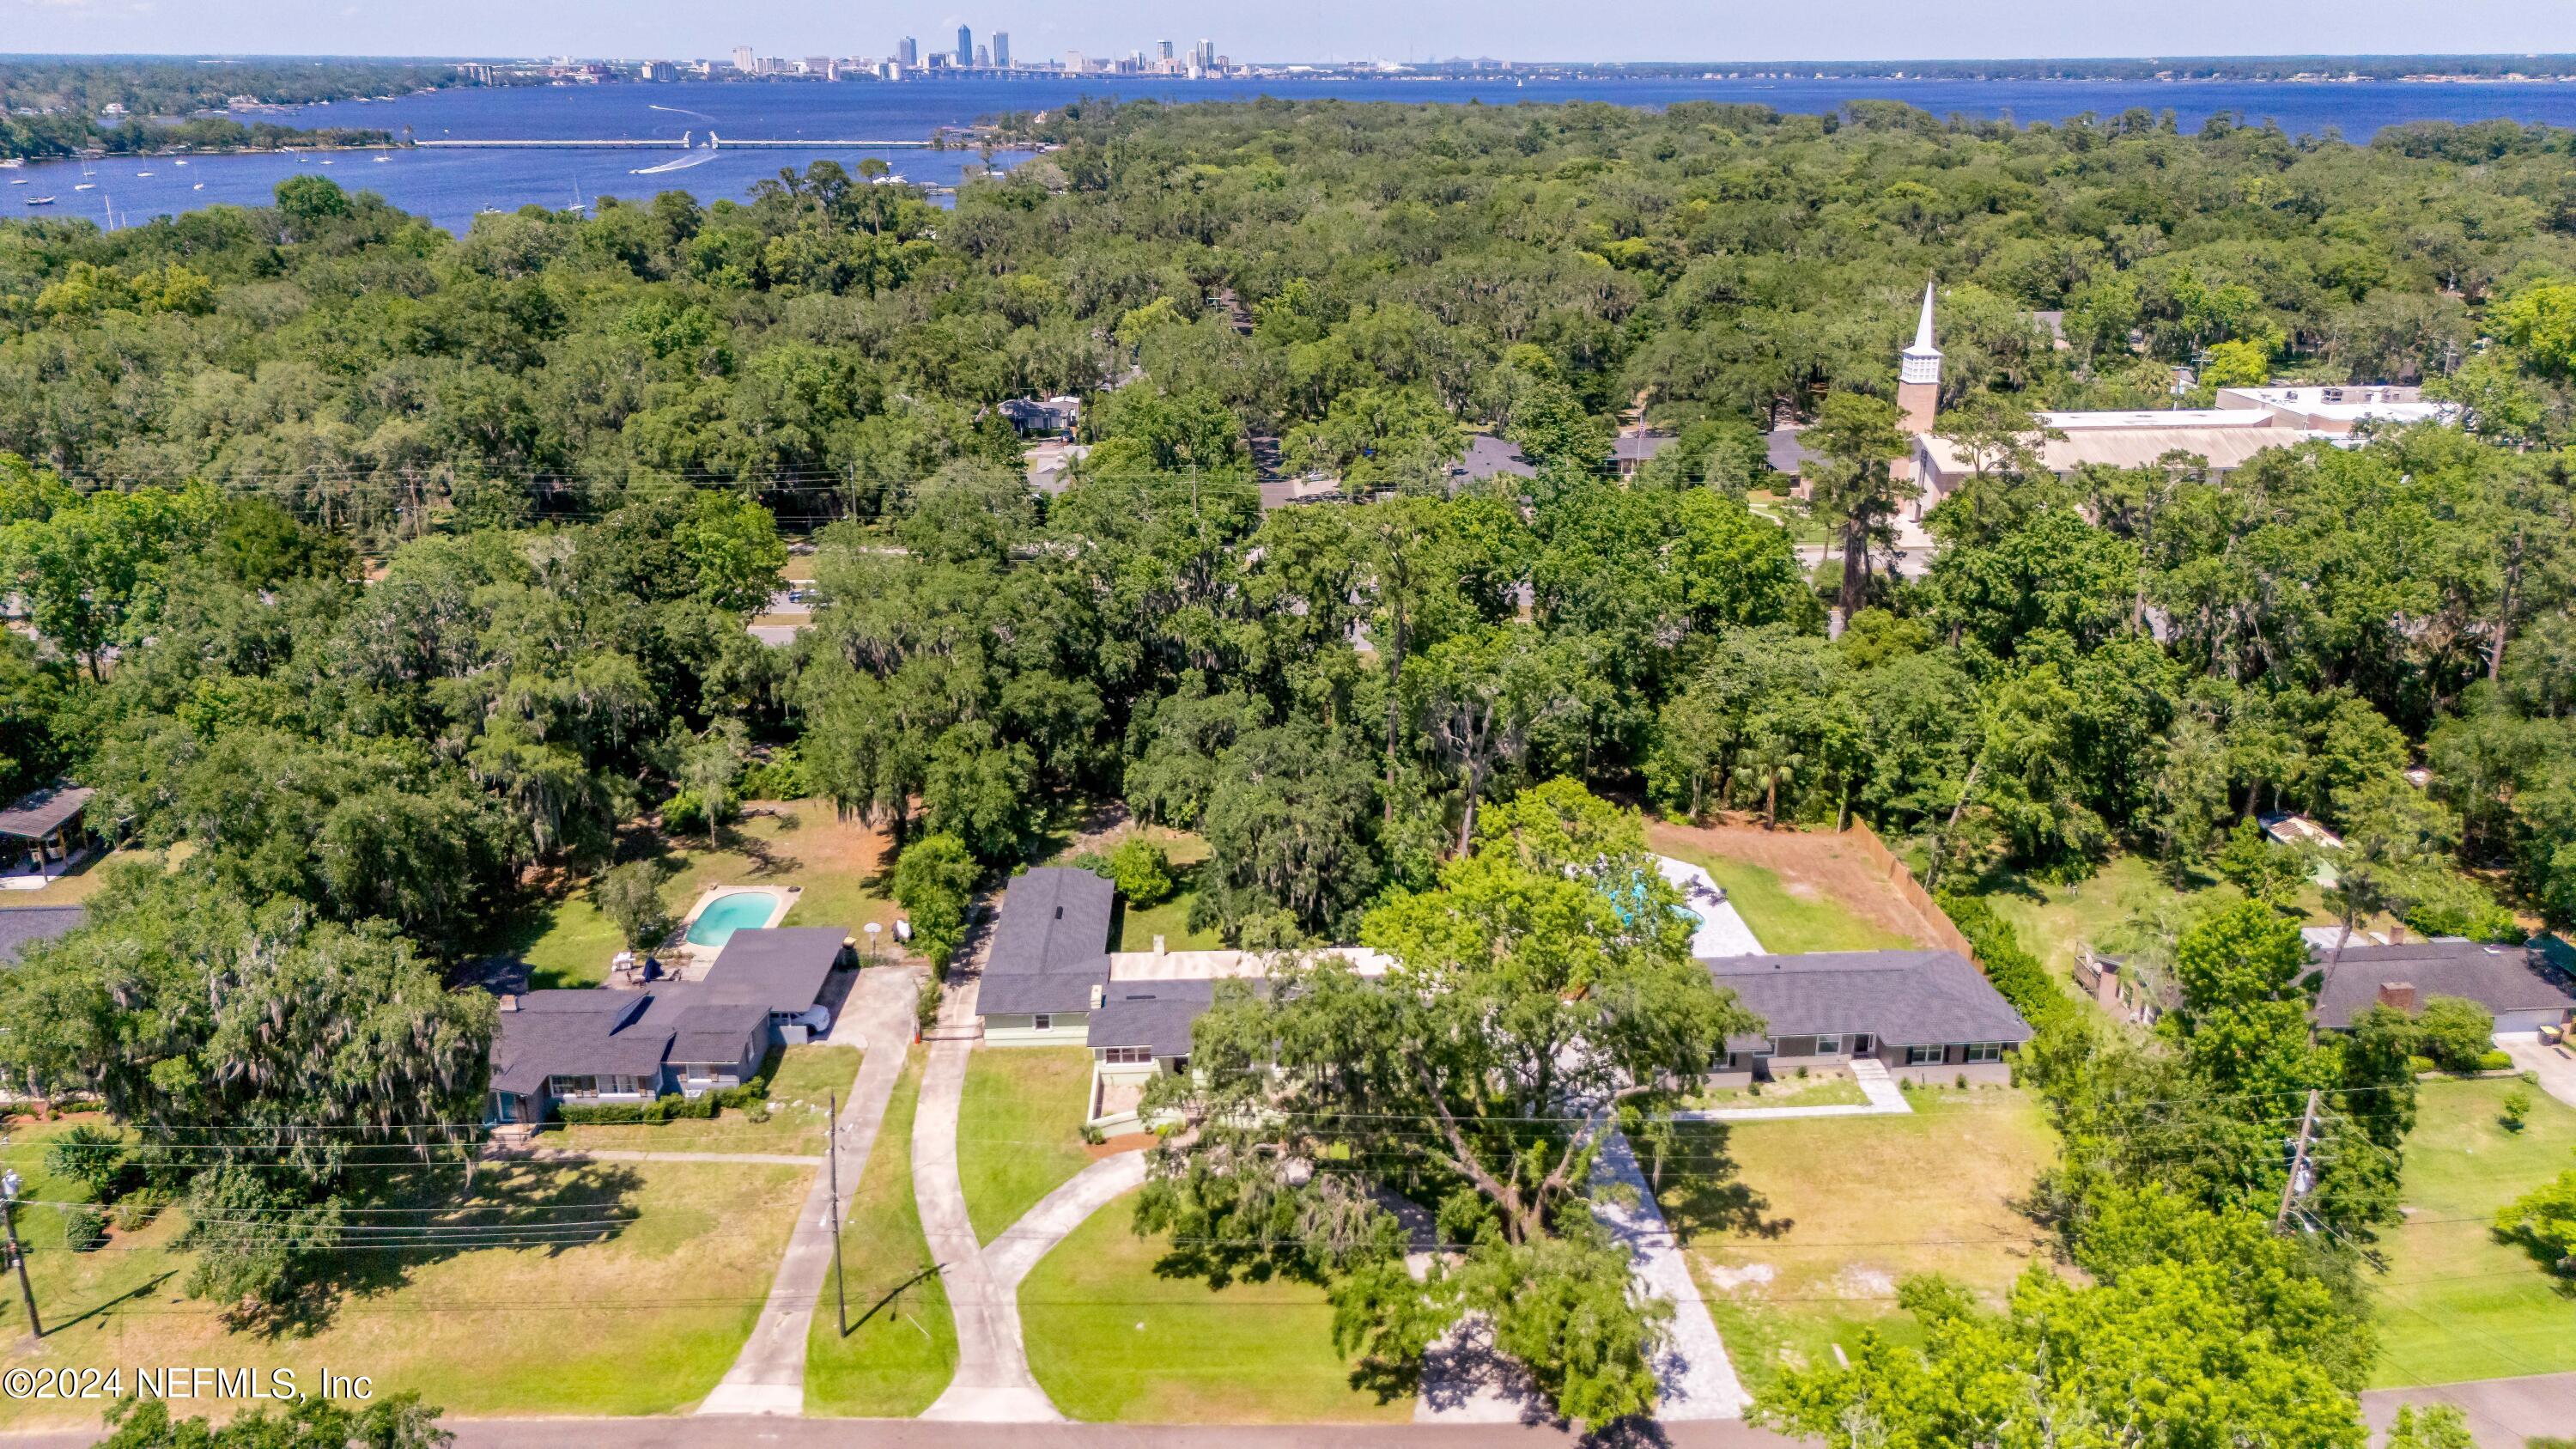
[5,3,2576,1446]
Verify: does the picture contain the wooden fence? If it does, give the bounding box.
[1840,817,1976,958]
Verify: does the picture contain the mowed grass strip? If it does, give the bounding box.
[957,1046,1097,1245]
[0,1119,806,1428]
[806,1046,957,1416]
[553,1044,861,1156]
[2372,1076,2576,1388]
[1660,844,1915,954]
[1019,1187,1413,1423]
[1656,1088,2056,1391]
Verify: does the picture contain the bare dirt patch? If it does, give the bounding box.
[1649,819,1948,947]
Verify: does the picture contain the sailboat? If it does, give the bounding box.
[73,182,94,192]
[563,180,588,213]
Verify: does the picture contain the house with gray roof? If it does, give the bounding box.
[0,905,85,965]
[2310,937,2576,1035]
[977,867,1117,1048]
[1704,949,2033,1086]
[699,925,853,1038]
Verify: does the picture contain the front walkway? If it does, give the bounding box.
[1673,1058,1914,1123]
[697,961,921,1416]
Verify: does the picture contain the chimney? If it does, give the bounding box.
[2376,982,2417,1014]
[2091,957,2123,1010]
[1090,981,1105,1010]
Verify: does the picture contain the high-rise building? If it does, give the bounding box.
[896,35,918,66]
[1158,40,1175,61]
[1195,39,1215,69]
[1065,50,1084,73]
[975,44,990,67]
[993,32,1010,68]
[732,46,756,73]
[956,26,972,66]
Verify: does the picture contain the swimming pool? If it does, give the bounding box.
[685,891,780,947]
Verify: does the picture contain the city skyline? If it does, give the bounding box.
[0,0,2565,64]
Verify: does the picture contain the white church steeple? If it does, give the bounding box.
[1896,280,1941,434]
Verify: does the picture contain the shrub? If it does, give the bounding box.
[1078,1123,1105,1146]
[915,976,945,1038]
[745,1100,772,1124]
[2479,1049,2515,1072]
[45,1123,127,1201]
[63,1205,106,1252]
[2403,889,2522,944]
[2504,1085,2536,1132]
[111,1189,170,1233]
[1937,892,2078,1033]
[892,833,981,969]
[1108,837,1176,907]
[2415,995,2499,1073]
[738,746,808,802]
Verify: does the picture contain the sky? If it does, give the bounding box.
[2,0,2569,65]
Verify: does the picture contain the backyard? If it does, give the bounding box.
[2372,1076,2576,1389]
[807,1047,958,1416]
[501,797,899,989]
[1656,1087,2058,1389]
[1018,1187,1416,1423]
[956,1046,1098,1245]
[1970,853,2336,989]
[0,1115,808,1428]
[1649,824,1924,955]
[549,1044,861,1156]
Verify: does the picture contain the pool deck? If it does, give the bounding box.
[1657,855,1765,959]
[671,883,800,972]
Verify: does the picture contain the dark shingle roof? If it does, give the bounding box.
[0,906,85,965]
[1452,434,1536,482]
[981,868,1115,1016]
[1765,428,1818,478]
[702,926,848,1014]
[660,1000,772,1065]
[489,990,664,1095]
[1705,950,2032,1050]
[0,784,91,842]
[2312,939,2576,1029]
[1086,980,1218,1059]
[1613,429,1676,464]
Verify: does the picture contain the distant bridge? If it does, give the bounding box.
[413,137,937,150]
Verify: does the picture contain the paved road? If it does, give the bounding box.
[1,1420,1803,1448]
[698,963,920,1416]
[2364,1372,2576,1447]
[916,977,1064,1423]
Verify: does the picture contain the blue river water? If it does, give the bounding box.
[9,75,2576,237]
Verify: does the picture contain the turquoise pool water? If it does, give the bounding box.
[685,892,778,947]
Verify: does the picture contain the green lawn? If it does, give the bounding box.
[1973,852,2335,989]
[0,1116,806,1428]
[807,1047,958,1416]
[2372,1077,2576,1389]
[1656,1088,2057,1391]
[1115,886,1224,954]
[957,1047,1097,1245]
[1020,1186,1414,1423]
[502,798,900,989]
[552,1044,861,1155]
[1661,844,1915,955]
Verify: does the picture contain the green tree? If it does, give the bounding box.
[1804,391,1915,618]
[673,491,788,614]
[890,832,980,970]
[97,1391,451,1449]
[593,858,677,953]
[1107,835,1175,906]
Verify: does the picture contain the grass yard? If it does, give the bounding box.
[957,1047,1097,1245]
[1684,1073,1871,1110]
[1659,843,1915,955]
[0,1117,807,1428]
[2372,1077,2576,1389]
[1019,1186,1414,1423]
[1656,1088,2057,1391]
[806,1047,957,1416]
[504,798,899,989]
[1115,884,1224,954]
[551,1044,861,1156]
[1971,853,2340,990]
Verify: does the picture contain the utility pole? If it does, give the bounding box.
[1,1170,39,1342]
[827,1090,847,1336]
[2275,1089,2322,1233]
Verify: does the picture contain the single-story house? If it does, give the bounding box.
[977,867,1116,1047]
[485,987,775,1125]
[1,782,95,884]
[0,905,85,965]
[999,394,1081,436]
[697,925,853,1042]
[1704,949,2034,1086]
[1451,434,1535,487]
[1088,979,1218,1082]
[2311,938,2576,1035]
[1612,428,1676,478]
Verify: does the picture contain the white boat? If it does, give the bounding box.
[24,196,54,205]
[7,179,24,186]
[73,183,94,192]
[374,155,390,162]
[192,183,204,191]
[173,160,187,167]
[135,171,152,177]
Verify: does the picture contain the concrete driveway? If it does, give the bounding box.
[2494,1032,2576,1111]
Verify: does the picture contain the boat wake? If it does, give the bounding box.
[647,104,714,121]
[631,151,716,176]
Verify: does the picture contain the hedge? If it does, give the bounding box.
[1936,891,2081,1034]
